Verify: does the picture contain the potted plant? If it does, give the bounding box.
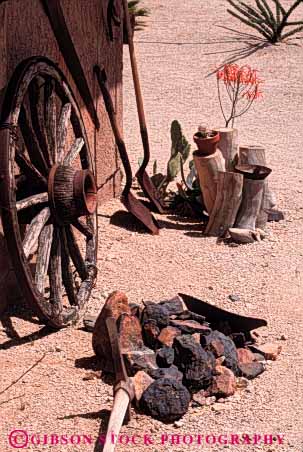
[193,125,220,156]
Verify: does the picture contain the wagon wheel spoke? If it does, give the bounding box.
[57,103,72,163]
[66,226,88,281]
[63,137,84,166]
[35,224,53,296]
[71,218,94,239]
[49,227,63,315]
[16,192,48,211]
[44,78,57,163]
[28,78,52,167]
[60,228,78,306]
[22,207,51,259]
[15,148,48,188]
[19,104,48,175]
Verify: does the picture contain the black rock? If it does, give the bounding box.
[230,332,246,348]
[177,310,206,323]
[159,295,185,316]
[140,378,191,422]
[239,362,265,379]
[143,319,160,350]
[156,347,175,368]
[202,330,240,376]
[148,365,183,382]
[174,335,215,391]
[142,304,170,329]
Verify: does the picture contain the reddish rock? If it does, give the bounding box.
[132,371,154,403]
[250,343,282,361]
[210,366,236,398]
[92,291,131,372]
[237,348,255,365]
[118,314,144,352]
[158,326,181,347]
[207,339,225,358]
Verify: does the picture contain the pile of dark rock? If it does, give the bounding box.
[91,293,282,423]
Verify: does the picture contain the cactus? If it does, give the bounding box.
[227,0,303,43]
[151,120,191,195]
[166,120,191,182]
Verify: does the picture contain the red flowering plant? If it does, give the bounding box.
[216,64,263,128]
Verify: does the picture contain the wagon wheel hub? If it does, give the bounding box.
[48,164,97,225]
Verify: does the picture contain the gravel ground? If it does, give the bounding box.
[1,1,303,451]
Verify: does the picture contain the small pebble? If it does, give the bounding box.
[174,420,184,428]
[228,294,240,302]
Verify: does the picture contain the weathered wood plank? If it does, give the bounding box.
[22,207,50,258]
[66,226,88,280]
[15,149,48,187]
[60,227,77,306]
[49,227,63,315]
[71,218,93,239]
[44,79,57,163]
[57,103,71,163]
[35,224,53,295]
[16,192,48,211]
[19,105,49,175]
[63,137,84,166]
[28,77,52,167]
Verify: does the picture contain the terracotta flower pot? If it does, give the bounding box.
[193,131,220,156]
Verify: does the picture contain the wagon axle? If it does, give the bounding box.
[48,164,97,225]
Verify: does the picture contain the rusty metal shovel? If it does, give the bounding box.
[122,0,166,214]
[95,66,159,235]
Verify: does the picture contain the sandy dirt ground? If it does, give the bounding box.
[1,1,303,451]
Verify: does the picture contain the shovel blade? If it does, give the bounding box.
[179,293,267,333]
[137,170,166,214]
[122,192,160,235]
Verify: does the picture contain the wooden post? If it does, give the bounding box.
[193,149,225,214]
[213,127,238,171]
[205,172,243,237]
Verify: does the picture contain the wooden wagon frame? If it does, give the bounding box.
[0,0,124,328]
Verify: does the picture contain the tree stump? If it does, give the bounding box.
[205,172,243,237]
[235,145,271,179]
[235,179,265,230]
[193,149,225,214]
[213,127,238,171]
[229,178,265,243]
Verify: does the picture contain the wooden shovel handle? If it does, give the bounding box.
[122,0,150,172]
[103,388,130,452]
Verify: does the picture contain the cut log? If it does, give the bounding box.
[256,181,277,230]
[205,172,243,237]
[234,179,265,230]
[213,127,238,171]
[235,145,271,178]
[193,148,225,214]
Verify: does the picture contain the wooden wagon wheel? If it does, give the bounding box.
[0,57,98,328]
